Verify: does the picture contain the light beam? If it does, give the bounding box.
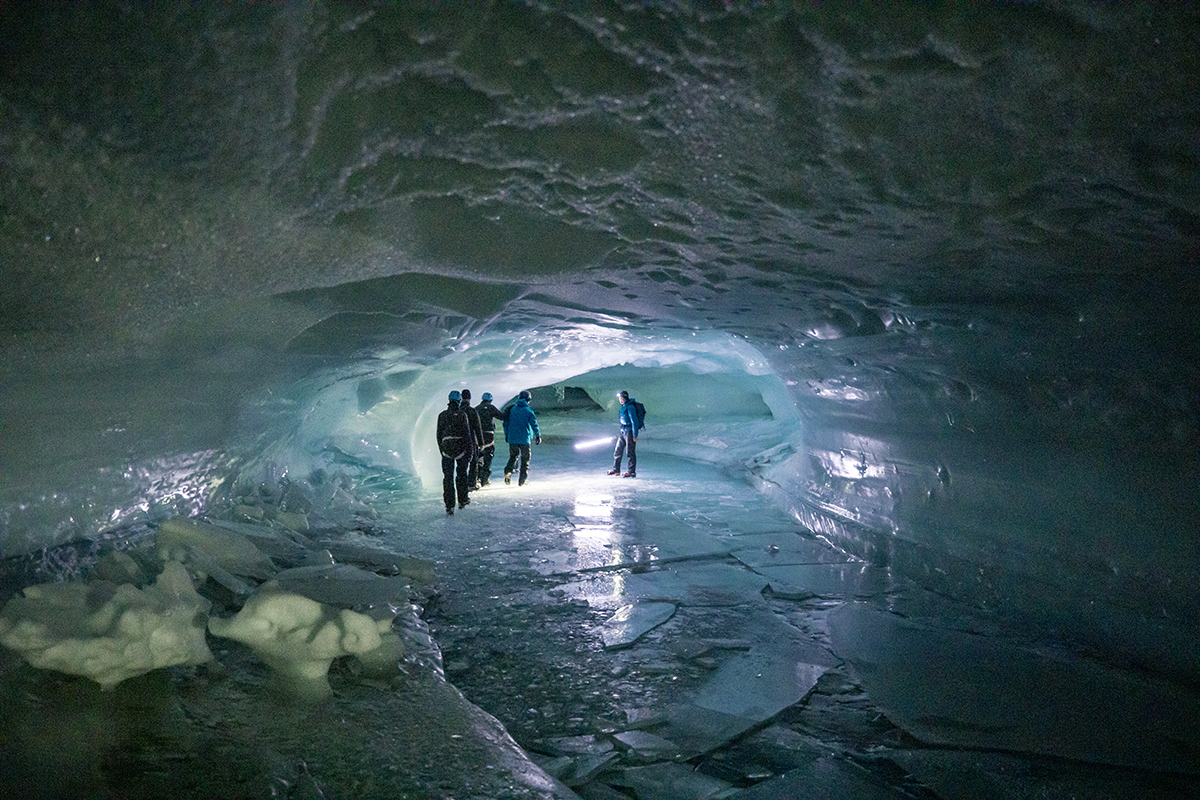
[573,436,614,451]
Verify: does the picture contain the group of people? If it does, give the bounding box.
[436,388,642,516]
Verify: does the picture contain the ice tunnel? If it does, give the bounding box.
[1,3,1197,798]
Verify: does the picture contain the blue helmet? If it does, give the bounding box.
[482,392,493,401]
[448,390,461,403]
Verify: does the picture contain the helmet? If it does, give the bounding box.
[461,389,471,400]
[448,390,461,403]
[618,390,629,400]
[519,390,532,401]
[482,392,493,401]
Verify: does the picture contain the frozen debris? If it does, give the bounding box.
[600,602,677,650]
[0,561,213,690]
[829,602,1200,774]
[207,583,390,701]
[735,755,911,799]
[605,762,737,799]
[156,517,278,594]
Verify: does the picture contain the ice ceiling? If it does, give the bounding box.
[1,2,1197,693]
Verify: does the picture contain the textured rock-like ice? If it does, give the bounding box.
[207,583,388,701]
[829,603,1200,773]
[0,561,213,690]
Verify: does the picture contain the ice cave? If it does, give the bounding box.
[1,4,1197,799]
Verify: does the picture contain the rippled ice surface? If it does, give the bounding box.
[2,445,1196,799]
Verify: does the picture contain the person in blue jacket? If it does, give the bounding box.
[608,390,640,478]
[502,390,541,486]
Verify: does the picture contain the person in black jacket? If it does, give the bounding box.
[459,389,485,490]
[474,391,505,487]
[437,391,476,514]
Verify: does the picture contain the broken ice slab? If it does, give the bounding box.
[273,563,410,612]
[600,602,677,650]
[620,563,770,607]
[829,602,1200,774]
[605,762,735,800]
[536,734,615,757]
[750,563,894,598]
[658,620,836,757]
[729,533,854,567]
[612,730,685,763]
[689,641,833,720]
[734,755,912,799]
[615,509,732,562]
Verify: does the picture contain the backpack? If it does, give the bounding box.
[440,408,471,459]
[632,400,647,429]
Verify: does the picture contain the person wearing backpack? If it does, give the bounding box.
[459,388,485,490]
[474,391,505,487]
[437,391,476,514]
[608,390,643,478]
[502,390,541,486]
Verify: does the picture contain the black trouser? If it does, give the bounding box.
[612,428,636,473]
[480,431,496,484]
[442,451,472,509]
[504,443,532,485]
[467,442,480,487]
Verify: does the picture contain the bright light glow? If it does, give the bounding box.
[574,436,614,451]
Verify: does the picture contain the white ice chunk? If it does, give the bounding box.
[0,561,213,690]
[829,603,1200,773]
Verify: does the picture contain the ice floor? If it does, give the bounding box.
[374,445,1198,799]
[1,445,1196,799]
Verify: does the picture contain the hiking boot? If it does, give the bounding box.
[623,471,636,478]
[504,473,511,485]
[459,501,468,509]
[446,507,454,515]
[607,469,619,475]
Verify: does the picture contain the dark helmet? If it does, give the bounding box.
[519,390,532,401]
[461,389,472,401]
[618,390,629,400]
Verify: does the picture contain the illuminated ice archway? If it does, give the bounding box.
[261,326,804,497]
